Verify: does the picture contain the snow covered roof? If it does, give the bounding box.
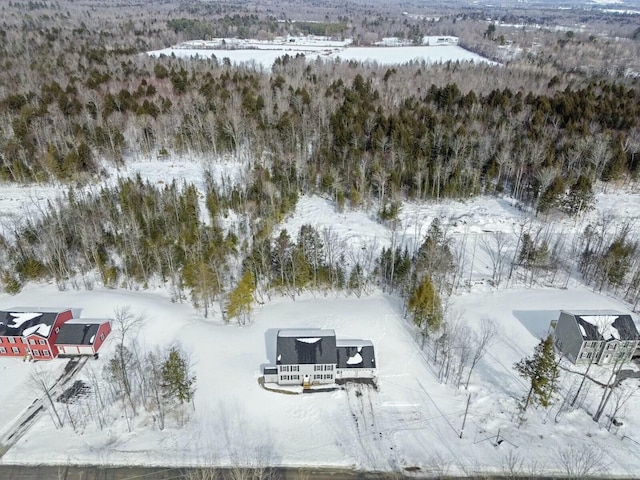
[336,339,374,348]
[0,308,69,337]
[277,328,335,338]
[564,310,640,341]
[62,318,109,325]
[563,309,626,317]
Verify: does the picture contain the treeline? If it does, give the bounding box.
[2,46,640,211]
[1,3,640,208]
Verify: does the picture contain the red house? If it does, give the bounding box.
[54,319,111,357]
[0,307,75,360]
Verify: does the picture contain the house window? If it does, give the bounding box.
[12,347,20,354]
[325,365,333,371]
[43,350,50,356]
[281,375,289,381]
[281,365,290,372]
[291,365,299,372]
[314,365,323,371]
[292,375,299,380]
[20,337,26,343]
[0,347,6,353]
[39,339,46,345]
[8,337,16,344]
[55,327,60,333]
[29,339,36,345]
[100,333,105,341]
[33,349,40,356]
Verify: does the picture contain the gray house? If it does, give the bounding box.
[263,329,376,387]
[553,310,640,365]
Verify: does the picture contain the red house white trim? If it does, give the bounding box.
[54,319,112,356]
[0,308,74,360]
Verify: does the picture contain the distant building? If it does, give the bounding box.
[0,307,75,360]
[263,329,376,388]
[55,318,111,357]
[553,310,640,365]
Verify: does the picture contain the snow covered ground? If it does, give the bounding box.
[1,156,640,474]
[2,281,640,474]
[147,36,493,68]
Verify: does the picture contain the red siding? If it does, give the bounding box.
[49,310,73,357]
[0,336,29,358]
[92,322,112,354]
[0,309,73,360]
[25,335,53,360]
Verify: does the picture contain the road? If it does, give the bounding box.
[0,464,637,480]
[0,465,377,480]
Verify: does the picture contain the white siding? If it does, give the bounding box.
[278,364,335,385]
[336,368,376,380]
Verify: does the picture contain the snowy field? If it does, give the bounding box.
[147,36,493,68]
[1,156,640,474]
[2,280,640,473]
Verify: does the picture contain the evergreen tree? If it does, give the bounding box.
[407,275,442,338]
[563,174,595,216]
[514,335,559,416]
[226,270,256,325]
[599,235,635,288]
[162,346,196,404]
[518,233,537,267]
[537,176,565,214]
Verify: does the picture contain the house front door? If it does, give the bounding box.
[303,375,310,388]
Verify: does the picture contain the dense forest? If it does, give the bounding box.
[1,0,640,325]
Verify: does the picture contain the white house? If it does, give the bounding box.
[263,329,376,388]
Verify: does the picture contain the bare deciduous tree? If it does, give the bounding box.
[465,318,498,389]
[481,232,511,287]
[557,444,607,479]
[29,366,63,429]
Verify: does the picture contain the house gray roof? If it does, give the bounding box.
[55,321,106,345]
[336,342,376,369]
[563,310,640,341]
[276,329,337,365]
[0,308,69,338]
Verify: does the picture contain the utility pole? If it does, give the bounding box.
[460,393,471,439]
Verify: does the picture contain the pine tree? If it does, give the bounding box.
[407,275,442,338]
[514,335,559,417]
[162,347,196,404]
[226,270,255,325]
[563,174,595,217]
